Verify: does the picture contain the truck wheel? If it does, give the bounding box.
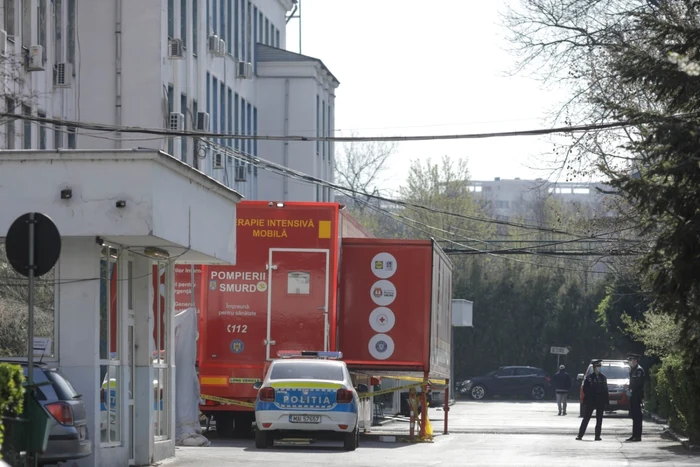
[255,429,271,449]
[215,413,234,438]
[343,427,358,451]
[233,412,254,438]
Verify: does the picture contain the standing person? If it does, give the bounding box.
[553,365,572,416]
[576,359,610,441]
[626,353,645,442]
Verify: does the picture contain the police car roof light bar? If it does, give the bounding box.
[277,350,343,360]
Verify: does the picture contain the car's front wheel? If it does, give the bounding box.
[255,429,272,449]
[531,385,546,401]
[470,385,487,400]
[343,427,359,451]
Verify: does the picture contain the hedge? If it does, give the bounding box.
[0,363,25,458]
[649,353,700,443]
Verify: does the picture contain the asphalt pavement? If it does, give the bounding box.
[164,401,700,466]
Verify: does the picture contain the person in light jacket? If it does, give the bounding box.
[552,364,572,416]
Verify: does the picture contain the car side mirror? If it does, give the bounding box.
[577,374,584,381]
[356,383,369,393]
[253,381,262,390]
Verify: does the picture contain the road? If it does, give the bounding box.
[164,401,699,466]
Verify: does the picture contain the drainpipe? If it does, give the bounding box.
[115,0,123,149]
[283,78,289,200]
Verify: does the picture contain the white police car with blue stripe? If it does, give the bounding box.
[253,351,361,451]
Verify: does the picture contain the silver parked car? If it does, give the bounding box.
[7,361,92,466]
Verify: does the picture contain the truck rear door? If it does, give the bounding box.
[267,249,329,360]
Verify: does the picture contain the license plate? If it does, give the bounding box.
[610,401,618,405]
[289,415,321,424]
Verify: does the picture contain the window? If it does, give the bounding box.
[38,111,47,149]
[253,6,257,69]
[206,72,210,117]
[253,107,258,177]
[20,0,29,47]
[5,97,15,149]
[234,93,238,150]
[246,1,251,61]
[258,12,263,44]
[99,246,121,444]
[287,272,310,295]
[275,28,280,48]
[322,99,326,160]
[67,0,75,64]
[180,0,187,47]
[219,0,224,51]
[192,0,198,51]
[38,0,47,62]
[4,0,15,37]
[181,94,188,162]
[212,77,218,137]
[206,0,209,35]
[212,0,217,34]
[67,127,76,149]
[240,97,245,154]
[219,82,225,147]
[494,368,514,377]
[54,124,63,149]
[240,0,245,59]
[167,0,174,38]
[264,18,269,45]
[54,0,62,62]
[191,98,198,164]
[167,85,174,155]
[227,89,232,148]
[269,362,344,381]
[246,102,251,155]
[22,105,31,149]
[232,0,237,56]
[315,95,319,154]
[514,368,536,376]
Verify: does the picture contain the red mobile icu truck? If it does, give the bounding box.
[196,201,344,436]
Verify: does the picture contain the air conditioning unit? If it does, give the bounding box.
[235,165,247,182]
[54,63,73,87]
[196,111,210,131]
[217,38,226,57]
[213,152,223,169]
[236,61,253,79]
[169,112,184,131]
[0,29,7,56]
[208,34,220,54]
[27,45,44,71]
[168,38,185,59]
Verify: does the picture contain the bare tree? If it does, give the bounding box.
[334,136,398,209]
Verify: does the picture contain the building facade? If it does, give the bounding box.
[0,0,338,201]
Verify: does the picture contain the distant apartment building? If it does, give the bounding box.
[467,177,613,221]
[0,0,337,202]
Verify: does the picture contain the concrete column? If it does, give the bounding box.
[131,254,154,465]
[57,237,101,467]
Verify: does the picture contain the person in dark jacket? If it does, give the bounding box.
[553,365,572,416]
[577,359,610,441]
[626,353,645,442]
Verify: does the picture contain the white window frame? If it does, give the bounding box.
[99,244,123,448]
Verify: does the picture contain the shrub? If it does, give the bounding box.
[0,363,25,457]
[651,354,700,443]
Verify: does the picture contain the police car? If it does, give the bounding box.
[253,350,360,451]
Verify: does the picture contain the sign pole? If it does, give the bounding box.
[27,212,35,387]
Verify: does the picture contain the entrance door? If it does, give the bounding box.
[266,249,329,360]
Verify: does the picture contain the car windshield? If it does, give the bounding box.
[601,365,630,380]
[269,362,344,381]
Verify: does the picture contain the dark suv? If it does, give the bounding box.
[2,361,92,466]
[461,366,552,400]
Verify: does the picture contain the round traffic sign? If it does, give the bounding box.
[5,212,61,278]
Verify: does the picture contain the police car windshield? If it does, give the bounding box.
[270,362,344,381]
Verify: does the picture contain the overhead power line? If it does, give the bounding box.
[0,112,640,143]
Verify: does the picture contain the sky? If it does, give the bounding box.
[285,0,575,193]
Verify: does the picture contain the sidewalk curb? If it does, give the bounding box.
[644,409,698,452]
